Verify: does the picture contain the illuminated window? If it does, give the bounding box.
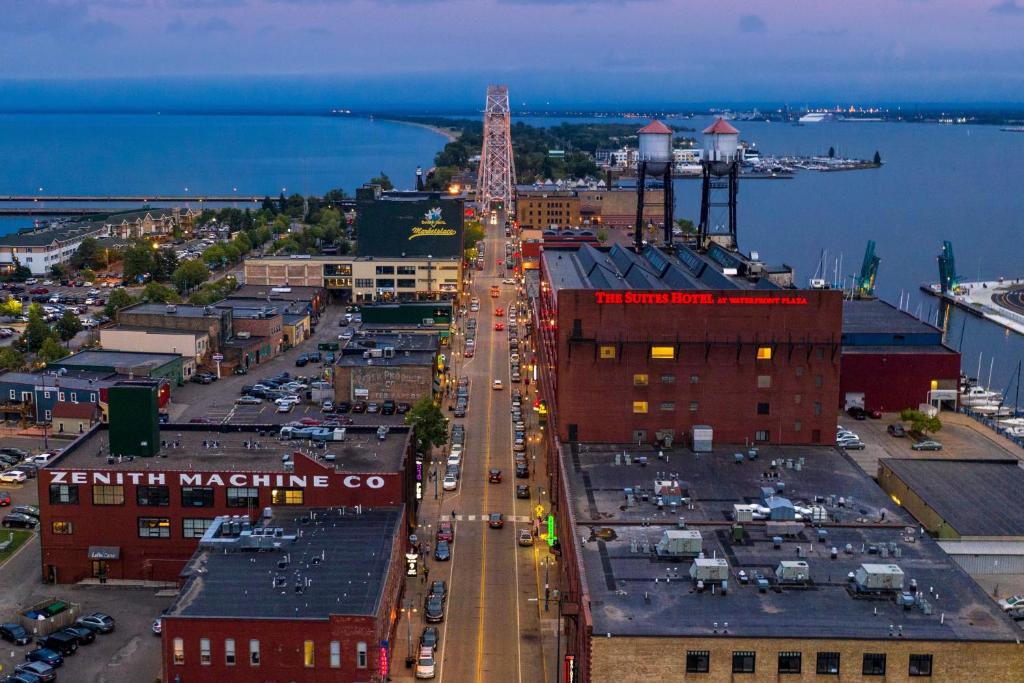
[272,488,304,505]
[173,638,184,665]
[599,345,616,359]
[92,485,125,505]
[633,374,649,386]
[757,375,772,388]
[304,640,315,668]
[52,521,73,535]
[650,346,675,360]
[929,380,939,391]
[225,639,236,666]
[138,517,171,538]
[757,347,773,360]
[632,401,648,414]
[200,638,211,665]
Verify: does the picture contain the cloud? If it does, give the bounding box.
[738,14,766,33]
[167,16,235,34]
[990,0,1024,13]
[498,0,661,4]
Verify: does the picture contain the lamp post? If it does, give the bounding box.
[403,599,417,667]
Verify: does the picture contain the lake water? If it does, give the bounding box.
[1,112,1021,391]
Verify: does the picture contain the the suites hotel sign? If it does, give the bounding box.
[594,291,808,306]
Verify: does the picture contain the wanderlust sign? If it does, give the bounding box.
[408,207,457,240]
[594,291,809,306]
[48,470,388,489]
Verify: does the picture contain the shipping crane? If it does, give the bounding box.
[856,240,881,297]
[937,240,960,293]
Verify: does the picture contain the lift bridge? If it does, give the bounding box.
[476,85,516,213]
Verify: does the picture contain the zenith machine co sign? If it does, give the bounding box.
[593,291,809,306]
[48,471,388,489]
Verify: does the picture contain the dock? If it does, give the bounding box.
[920,279,1024,336]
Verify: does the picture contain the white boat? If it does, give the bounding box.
[997,417,1024,427]
[971,402,1014,417]
[1005,426,1024,437]
[798,112,833,123]
[961,385,1001,406]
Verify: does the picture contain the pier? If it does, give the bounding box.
[921,279,1024,336]
[0,194,265,203]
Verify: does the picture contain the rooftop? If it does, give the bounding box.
[53,350,180,371]
[50,423,412,473]
[880,459,1024,537]
[231,284,322,301]
[103,325,205,340]
[168,506,401,620]
[122,302,228,319]
[343,331,439,353]
[703,117,741,135]
[0,209,182,248]
[218,298,310,316]
[842,299,942,336]
[563,441,1020,642]
[542,243,791,292]
[638,120,674,135]
[335,350,436,368]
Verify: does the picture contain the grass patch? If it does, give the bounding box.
[0,529,33,563]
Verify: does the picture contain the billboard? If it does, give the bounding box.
[356,197,464,258]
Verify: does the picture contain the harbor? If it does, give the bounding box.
[921,279,1024,336]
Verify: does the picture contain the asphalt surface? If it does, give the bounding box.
[992,285,1024,316]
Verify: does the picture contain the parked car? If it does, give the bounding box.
[424,595,444,623]
[3,670,45,683]
[416,646,436,679]
[321,400,334,413]
[382,400,396,415]
[911,439,943,451]
[37,631,78,656]
[295,354,309,367]
[2,513,37,529]
[838,439,866,450]
[15,661,57,681]
[351,401,367,413]
[24,647,63,666]
[11,505,39,518]
[420,626,439,651]
[366,402,380,414]
[847,406,867,420]
[0,471,28,484]
[436,521,454,543]
[0,491,10,506]
[396,402,411,414]
[75,612,115,634]
[336,401,352,413]
[442,474,458,491]
[60,625,95,646]
[887,424,907,437]
[433,540,451,561]
[0,623,31,646]
[235,395,263,405]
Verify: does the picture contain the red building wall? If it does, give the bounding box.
[552,289,843,446]
[38,453,413,584]
[840,351,961,413]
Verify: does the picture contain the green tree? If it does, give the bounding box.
[596,228,608,243]
[122,242,155,282]
[141,282,181,304]
[828,146,836,159]
[172,260,210,294]
[404,396,448,455]
[369,172,394,191]
[0,346,23,372]
[152,248,179,281]
[70,237,99,270]
[0,298,22,318]
[104,287,136,320]
[80,268,97,283]
[463,221,485,253]
[253,225,273,246]
[899,409,942,435]
[56,309,83,343]
[38,335,68,364]
[50,263,68,280]
[22,304,50,352]
[674,218,697,235]
[202,244,226,269]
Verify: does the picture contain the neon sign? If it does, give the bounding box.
[594,291,808,306]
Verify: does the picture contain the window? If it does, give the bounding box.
[49,484,79,505]
[137,485,170,506]
[794,393,802,405]
[181,487,215,507]
[650,345,675,360]
[70,392,77,403]
[778,651,802,674]
[397,265,416,275]
[183,518,214,538]
[909,654,933,676]
[757,375,772,389]
[200,638,211,665]
[632,401,648,414]
[757,346,773,360]
[686,650,710,673]
[247,639,261,666]
[795,366,805,377]
[225,639,236,665]
[138,517,170,538]
[93,484,125,505]
[173,638,184,665]
[356,642,368,668]
[661,374,675,384]
[599,345,616,359]
[862,653,886,676]
[375,265,395,274]
[733,651,756,673]
[757,402,770,415]
[689,374,699,384]
[375,278,395,288]
[794,420,802,433]
[355,278,373,288]
[689,401,699,412]
[397,279,416,288]
[330,641,341,668]
[816,347,825,359]
[226,487,259,508]
[51,521,73,535]
[58,391,65,402]
[814,401,822,416]
[633,374,648,386]
[815,374,824,387]
[817,651,840,675]
[272,488,304,505]
[659,402,675,411]
[304,640,315,668]
[755,430,770,442]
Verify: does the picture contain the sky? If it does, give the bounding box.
[2,0,1023,110]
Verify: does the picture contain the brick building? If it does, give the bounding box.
[37,423,417,584]
[118,303,233,352]
[516,190,581,230]
[516,187,665,230]
[536,243,840,447]
[334,332,440,403]
[161,507,405,683]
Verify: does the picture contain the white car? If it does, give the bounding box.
[275,396,300,406]
[442,474,458,491]
[235,396,263,405]
[276,403,294,413]
[502,278,516,285]
[492,379,503,391]
[0,470,27,484]
[416,646,436,679]
[446,453,462,468]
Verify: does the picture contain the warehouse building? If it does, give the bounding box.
[334,332,440,404]
[878,458,1024,576]
[161,506,405,683]
[50,349,190,386]
[118,302,233,352]
[840,299,961,413]
[100,326,211,365]
[554,442,1024,683]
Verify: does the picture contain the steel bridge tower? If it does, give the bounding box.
[477,85,516,212]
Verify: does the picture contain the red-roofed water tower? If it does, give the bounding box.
[634,120,676,249]
[698,117,741,250]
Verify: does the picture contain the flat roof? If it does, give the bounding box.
[542,243,790,293]
[343,332,439,353]
[103,325,204,339]
[54,350,180,370]
[842,299,942,335]
[50,423,411,473]
[231,284,322,300]
[563,442,1020,641]
[169,507,401,620]
[841,345,958,355]
[880,459,1024,537]
[218,298,310,316]
[336,350,435,367]
[122,303,227,319]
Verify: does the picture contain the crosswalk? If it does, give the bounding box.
[443,514,534,523]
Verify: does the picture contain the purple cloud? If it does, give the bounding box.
[990,0,1024,13]
[738,14,766,33]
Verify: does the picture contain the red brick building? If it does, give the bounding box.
[161,507,405,683]
[38,423,416,584]
[536,243,842,447]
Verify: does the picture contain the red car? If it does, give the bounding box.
[497,258,503,265]
[494,307,504,317]
[29,288,49,295]
[465,348,474,358]
[494,322,504,331]
[488,469,502,483]
[0,491,11,506]
[436,521,454,543]
[298,417,322,426]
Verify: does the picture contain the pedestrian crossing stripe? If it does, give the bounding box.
[442,515,532,523]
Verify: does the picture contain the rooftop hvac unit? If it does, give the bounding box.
[383,347,395,358]
[370,349,384,358]
[689,558,729,582]
[733,504,756,523]
[854,563,905,592]
[655,529,702,558]
[775,560,810,584]
[691,425,713,453]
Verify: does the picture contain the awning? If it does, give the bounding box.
[88,546,120,560]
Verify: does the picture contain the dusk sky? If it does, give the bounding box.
[3,0,1024,109]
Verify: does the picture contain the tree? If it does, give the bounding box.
[56,309,83,344]
[262,195,276,213]
[70,237,99,270]
[277,192,287,213]
[172,260,210,294]
[369,172,394,191]
[899,409,942,435]
[104,287,136,320]
[141,282,181,304]
[405,396,448,455]
[0,298,22,318]
[0,347,23,372]
[80,268,97,283]
[463,221,485,253]
[873,150,882,165]
[827,146,836,159]
[152,248,179,281]
[674,218,697,235]
[22,304,50,352]
[122,242,154,282]
[50,263,68,280]
[38,336,68,364]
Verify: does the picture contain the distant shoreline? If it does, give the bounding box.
[379,117,459,143]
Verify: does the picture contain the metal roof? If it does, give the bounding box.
[842,299,941,335]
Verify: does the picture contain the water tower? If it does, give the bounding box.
[698,117,740,250]
[634,120,676,250]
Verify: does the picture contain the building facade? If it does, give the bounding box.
[118,303,233,352]
[51,350,188,386]
[516,191,581,230]
[100,327,210,365]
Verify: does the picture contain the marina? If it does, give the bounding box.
[921,279,1024,336]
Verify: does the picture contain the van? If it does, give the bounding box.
[38,630,79,656]
[416,646,436,679]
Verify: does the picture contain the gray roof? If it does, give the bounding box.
[231,285,322,301]
[880,459,1024,537]
[0,209,181,248]
[123,302,227,319]
[103,325,204,339]
[563,442,1021,641]
[53,350,180,371]
[841,344,957,355]
[842,299,941,335]
[169,507,401,620]
[0,370,119,390]
[343,332,439,353]
[336,350,435,367]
